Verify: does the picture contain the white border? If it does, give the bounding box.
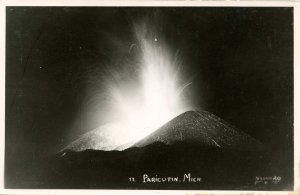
[0,1,299,195]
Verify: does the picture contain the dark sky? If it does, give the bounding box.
[5,7,293,174]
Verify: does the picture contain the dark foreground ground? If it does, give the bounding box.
[6,141,293,190]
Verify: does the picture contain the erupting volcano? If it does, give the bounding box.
[63,22,262,152]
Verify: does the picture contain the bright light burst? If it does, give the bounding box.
[93,23,192,147]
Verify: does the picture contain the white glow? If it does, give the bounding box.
[88,24,191,149]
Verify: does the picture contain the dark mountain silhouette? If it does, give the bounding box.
[15,141,292,190]
[8,110,292,190]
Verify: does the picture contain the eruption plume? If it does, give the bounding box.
[69,22,193,150]
[108,23,191,143]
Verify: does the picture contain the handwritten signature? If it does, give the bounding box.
[254,176,281,185]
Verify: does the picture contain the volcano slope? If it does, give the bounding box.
[18,110,292,190]
[62,122,135,151]
[135,110,263,150]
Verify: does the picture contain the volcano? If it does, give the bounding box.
[135,110,262,151]
[65,110,262,152]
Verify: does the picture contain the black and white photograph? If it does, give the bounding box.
[3,4,296,192]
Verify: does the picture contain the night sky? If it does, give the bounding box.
[5,7,293,181]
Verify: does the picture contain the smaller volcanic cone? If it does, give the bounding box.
[134,110,263,151]
[63,122,135,151]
